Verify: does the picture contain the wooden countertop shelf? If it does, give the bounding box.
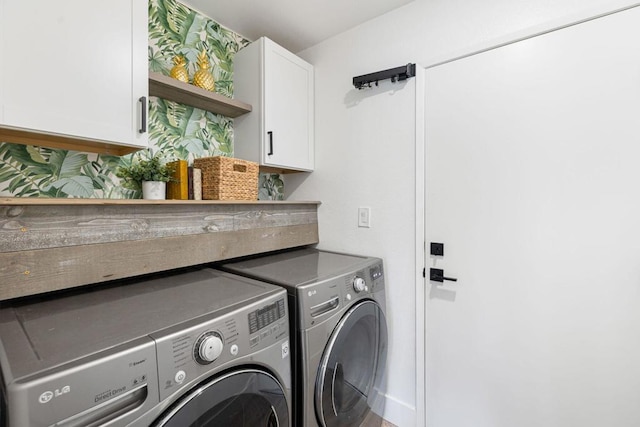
[0,199,319,301]
[0,198,319,206]
[149,72,252,117]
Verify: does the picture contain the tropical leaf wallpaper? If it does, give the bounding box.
[0,0,284,200]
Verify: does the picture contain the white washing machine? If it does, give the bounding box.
[0,267,291,427]
[218,248,388,427]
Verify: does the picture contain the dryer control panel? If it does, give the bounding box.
[342,261,385,301]
[298,260,385,329]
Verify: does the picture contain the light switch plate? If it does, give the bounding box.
[358,207,371,228]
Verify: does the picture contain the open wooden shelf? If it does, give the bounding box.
[0,127,141,156]
[149,72,252,118]
[0,199,319,301]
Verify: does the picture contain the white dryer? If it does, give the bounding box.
[218,248,388,427]
[0,268,291,427]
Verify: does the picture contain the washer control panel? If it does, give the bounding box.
[249,298,286,333]
[248,298,286,348]
[152,293,288,402]
[194,331,224,364]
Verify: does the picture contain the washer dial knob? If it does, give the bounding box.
[195,332,224,364]
[353,277,366,293]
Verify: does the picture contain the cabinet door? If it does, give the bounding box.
[0,0,148,149]
[263,40,314,171]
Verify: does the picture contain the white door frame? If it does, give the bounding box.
[414,65,426,427]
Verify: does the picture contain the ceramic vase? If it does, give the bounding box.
[142,181,166,200]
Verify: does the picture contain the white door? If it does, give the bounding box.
[425,7,640,427]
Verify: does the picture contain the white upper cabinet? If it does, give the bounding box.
[0,0,148,154]
[233,37,314,172]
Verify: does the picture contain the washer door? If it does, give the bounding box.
[315,300,388,427]
[154,369,289,427]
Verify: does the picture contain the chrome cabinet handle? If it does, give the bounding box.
[267,131,273,155]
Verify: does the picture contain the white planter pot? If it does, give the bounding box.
[141,181,166,200]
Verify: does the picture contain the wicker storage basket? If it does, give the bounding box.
[193,156,259,200]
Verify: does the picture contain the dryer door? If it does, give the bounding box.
[154,369,289,426]
[315,300,388,427]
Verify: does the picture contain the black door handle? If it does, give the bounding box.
[429,268,457,283]
[267,131,273,155]
[139,96,147,134]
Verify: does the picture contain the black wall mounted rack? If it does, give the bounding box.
[353,63,416,89]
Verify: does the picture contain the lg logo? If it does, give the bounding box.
[38,386,70,403]
[38,391,53,404]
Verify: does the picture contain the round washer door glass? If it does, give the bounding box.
[315,300,388,427]
[155,369,289,427]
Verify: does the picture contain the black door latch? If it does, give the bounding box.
[430,242,444,256]
[429,268,458,283]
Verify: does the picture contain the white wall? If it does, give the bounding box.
[285,0,639,425]
[287,76,421,425]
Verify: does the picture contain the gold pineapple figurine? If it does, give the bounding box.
[193,49,215,91]
[170,55,189,83]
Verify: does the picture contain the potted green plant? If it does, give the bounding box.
[116,150,175,200]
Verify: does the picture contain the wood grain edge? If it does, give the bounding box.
[2,203,318,252]
[0,223,319,301]
[0,127,139,156]
[0,198,321,206]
